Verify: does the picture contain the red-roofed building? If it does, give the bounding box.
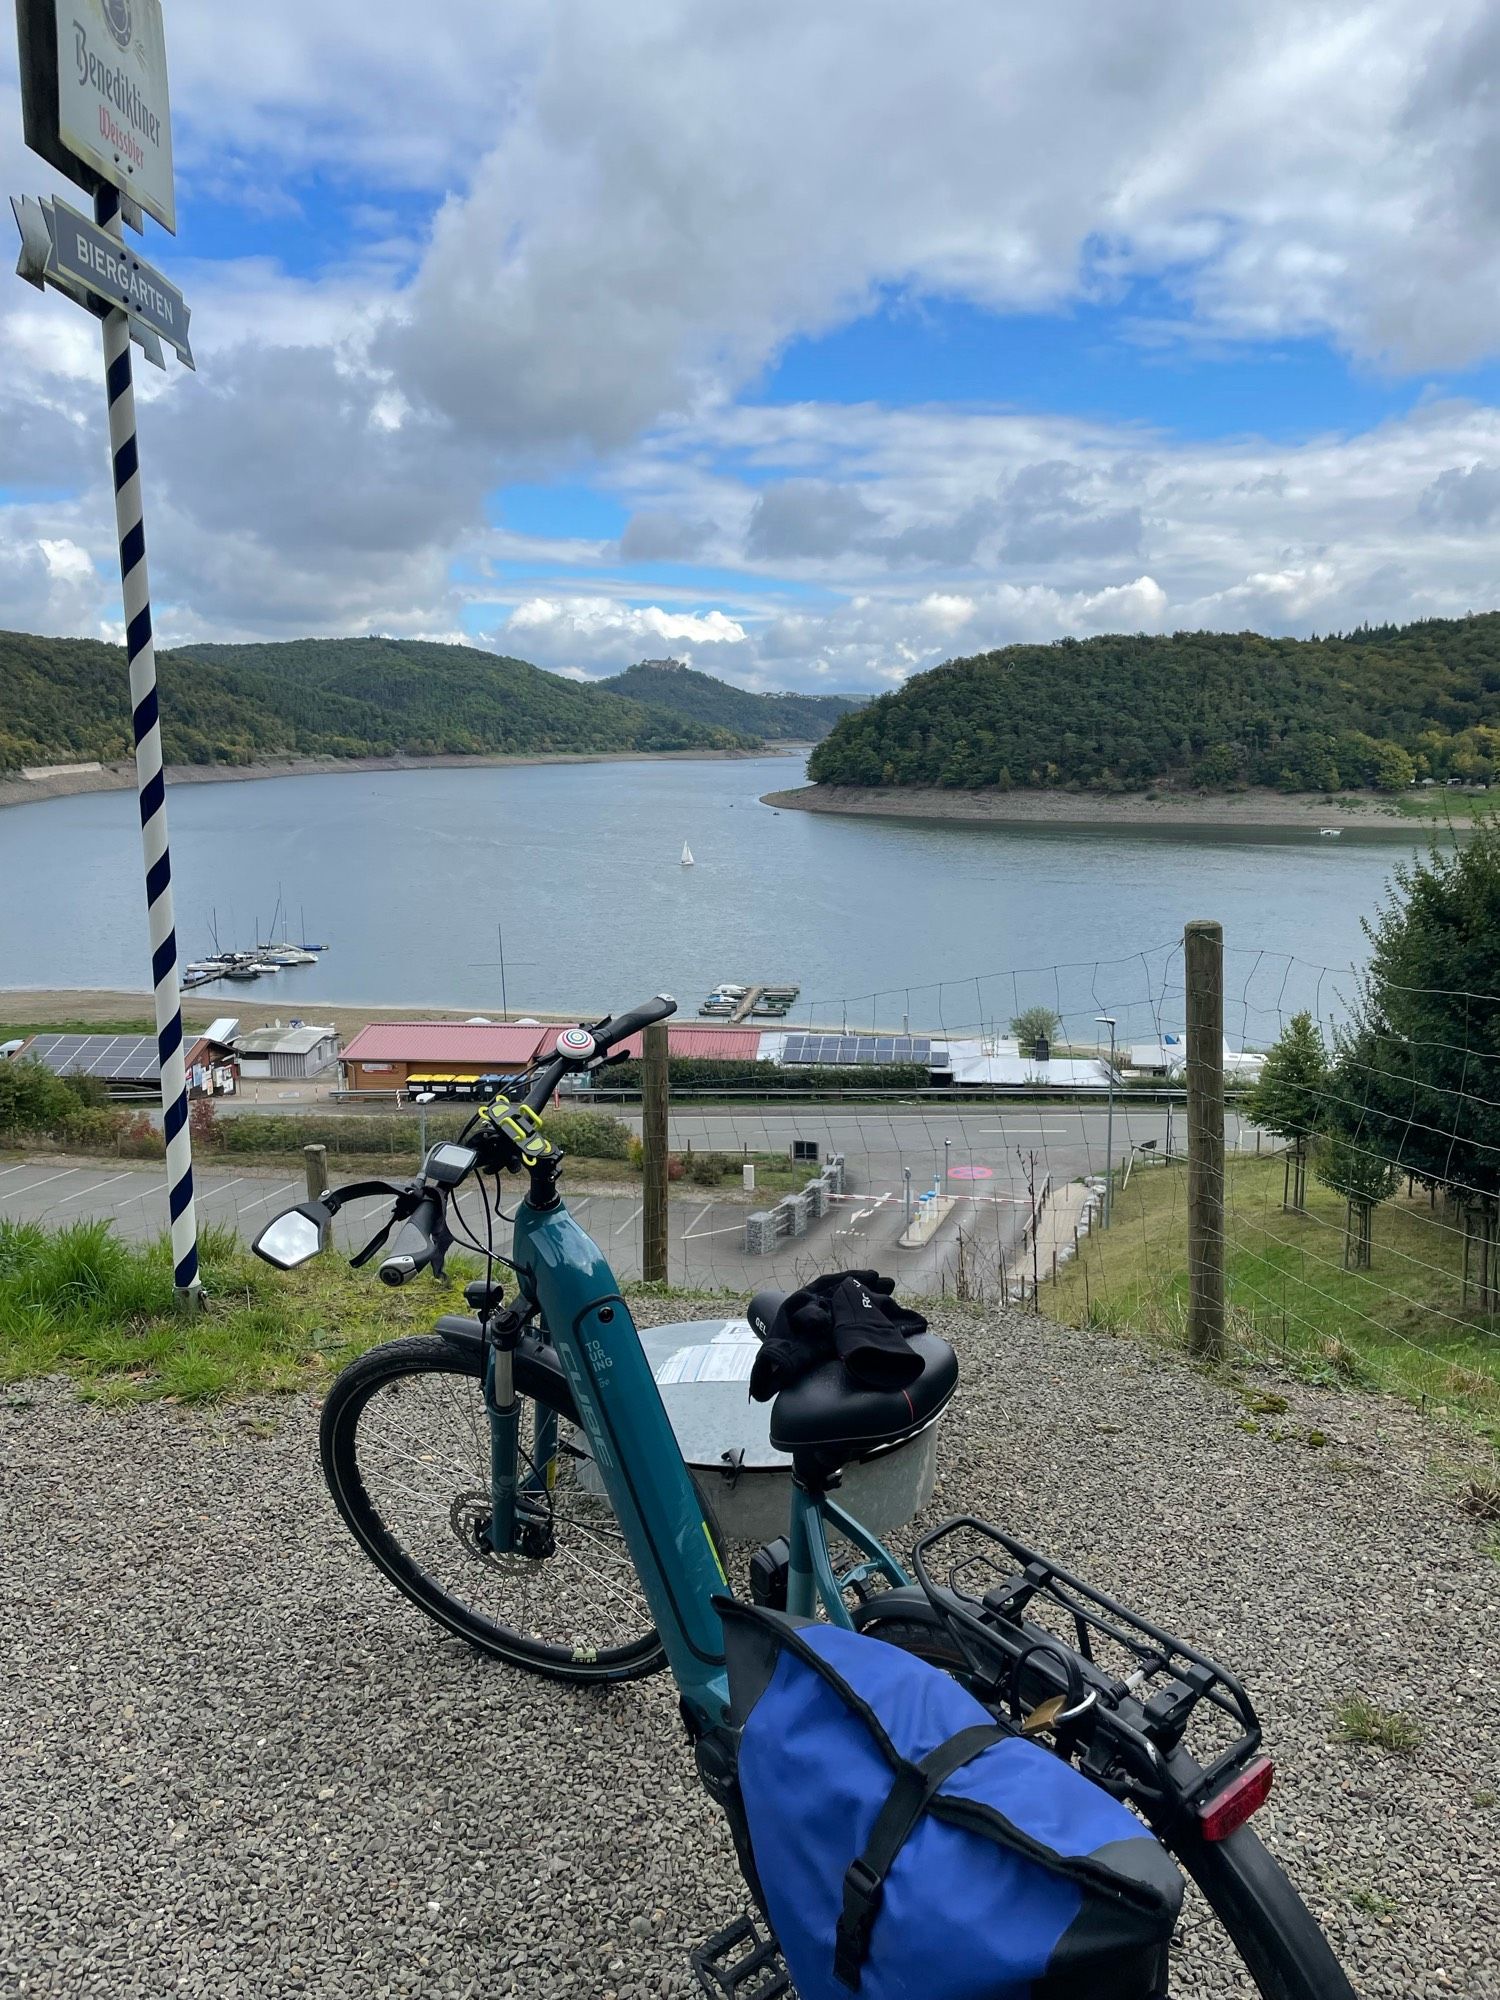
[340,1020,764,1093]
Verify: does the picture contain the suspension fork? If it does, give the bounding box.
[483,1343,521,1554]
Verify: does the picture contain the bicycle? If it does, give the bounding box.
[253,992,1357,2000]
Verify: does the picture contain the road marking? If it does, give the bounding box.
[981,1125,1069,1134]
[686,1202,714,1234]
[683,1222,744,1241]
[614,1204,643,1236]
[238,1180,302,1216]
[195,1177,247,1204]
[115,1178,168,1210]
[2,1167,83,1200]
[570,1198,592,1216]
[55,1171,134,1207]
[0,1164,34,1182]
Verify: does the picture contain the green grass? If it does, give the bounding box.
[0,1018,158,1038]
[1388,789,1494,822]
[0,1215,462,1402]
[1347,1886,1401,1919]
[1334,1697,1423,1754]
[0,1219,774,1405]
[1043,1154,1500,1443]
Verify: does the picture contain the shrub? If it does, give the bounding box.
[116,1112,164,1160]
[189,1098,223,1147]
[57,1106,128,1151]
[667,1154,685,1181]
[0,1059,80,1136]
[687,1152,726,1186]
[545,1108,632,1160]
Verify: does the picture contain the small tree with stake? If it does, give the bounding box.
[1010,1006,1062,1056]
[1313,1121,1399,1270]
[1245,1011,1328,1212]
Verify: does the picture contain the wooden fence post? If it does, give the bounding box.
[303,1143,331,1250]
[1185,920,1226,1361]
[642,1022,670,1283]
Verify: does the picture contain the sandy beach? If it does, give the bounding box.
[0,744,776,813]
[760,781,1441,833]
[0,989,582,1035]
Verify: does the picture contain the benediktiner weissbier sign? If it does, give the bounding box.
[15,0,176,234]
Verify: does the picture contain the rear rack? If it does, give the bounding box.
[912,1516,1262,1811]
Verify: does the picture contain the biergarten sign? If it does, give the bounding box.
[12,191,192,364]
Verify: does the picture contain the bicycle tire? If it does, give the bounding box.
[852,1602,1356,2000]
[321,1334,667,1684]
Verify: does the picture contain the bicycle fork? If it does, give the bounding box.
[482,1341,560,1556]
[484,1346,520,1554]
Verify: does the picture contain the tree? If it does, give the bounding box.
[1335,816,1500,1308]
[1009,1006,1062,1055]
[1245,1012,1328,1211]
[1313,1124,1399,1269]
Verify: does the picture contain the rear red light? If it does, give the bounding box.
[1198,1756,1274,1841]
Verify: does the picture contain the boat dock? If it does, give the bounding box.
[699,982,801,1023]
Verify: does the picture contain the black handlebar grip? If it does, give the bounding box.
[378,1197,442,1287]
[746,1288,788,1339]
[596,992,678,1054]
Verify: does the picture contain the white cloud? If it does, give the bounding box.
[5,0,1500,680]
[503,597,748,671]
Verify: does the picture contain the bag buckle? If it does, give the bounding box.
[834,1857,885,1990]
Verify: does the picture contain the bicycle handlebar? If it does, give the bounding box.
[377,1191,444,1286]
[519,992,678,1115]
[325,997,681,1282]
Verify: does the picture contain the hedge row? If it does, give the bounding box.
[599,1058,930,1093]
[208,1104,632,1161]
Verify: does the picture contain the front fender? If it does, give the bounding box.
[433,1314,576,1417]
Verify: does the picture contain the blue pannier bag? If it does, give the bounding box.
[722,1601,1184,2000]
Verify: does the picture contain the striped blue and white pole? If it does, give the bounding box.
[95,186,201,1304]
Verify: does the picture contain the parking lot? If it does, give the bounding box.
[0,1101,1257,1300]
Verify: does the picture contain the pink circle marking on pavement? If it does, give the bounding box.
[948,1165,994,1180]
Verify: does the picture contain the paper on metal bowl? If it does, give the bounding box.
[578,1319,939,1544]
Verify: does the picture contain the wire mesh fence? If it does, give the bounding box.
[2,929,1496,1442]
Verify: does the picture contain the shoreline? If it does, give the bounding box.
[760,782,1444,835]
[0,989,585,1036]
[0,744,785,814]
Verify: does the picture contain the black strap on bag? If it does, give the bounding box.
[833,1723,1009,1991]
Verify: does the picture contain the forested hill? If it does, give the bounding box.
[806,617,1500,794]
[0,632,756,772]
[597,658,860,740]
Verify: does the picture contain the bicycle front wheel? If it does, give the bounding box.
[321,1334,666,1684]
[853,1601,1355,2000]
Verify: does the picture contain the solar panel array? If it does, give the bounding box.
[25,1033,161,1083]
[781,1034,938,1067]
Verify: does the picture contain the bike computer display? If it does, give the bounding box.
[424,1142,478,1185]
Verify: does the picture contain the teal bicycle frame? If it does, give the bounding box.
[494,1188,910,1725]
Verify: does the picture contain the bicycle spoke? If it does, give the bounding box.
[345,1357,654,1655]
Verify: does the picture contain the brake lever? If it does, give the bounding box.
[348,1183,427,1269]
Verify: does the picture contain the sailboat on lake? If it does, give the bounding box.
[681,842,695,867]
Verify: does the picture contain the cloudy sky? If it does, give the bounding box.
[5,0,1500,693]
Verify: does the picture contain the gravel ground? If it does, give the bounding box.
[2,1304,1496,2000]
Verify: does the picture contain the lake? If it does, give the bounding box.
[0,753,1429,1047]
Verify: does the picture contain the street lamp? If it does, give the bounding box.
[1096,1015,1118,1227]
[415,1090,435,1159]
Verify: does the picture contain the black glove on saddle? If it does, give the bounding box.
[748,1270,927,1401]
